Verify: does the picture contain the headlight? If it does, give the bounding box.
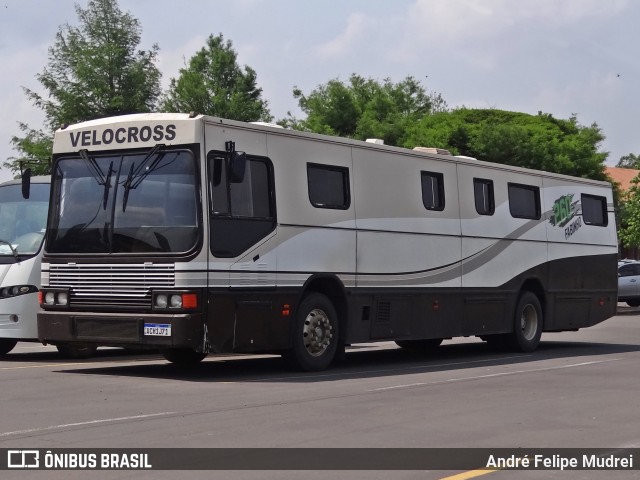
[152,291,199,310]
[57,292,69,306]
[45,292,56,305]
[170,294,183,308]
[155,294,168,308]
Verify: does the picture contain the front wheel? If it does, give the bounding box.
[0,339,18,356]
[505,291,543,352]
[283,293,340,372]
[162,348,207,366]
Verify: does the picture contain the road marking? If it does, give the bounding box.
[370,358,622,392]
[440,468,500,480]
[0,412,175,437]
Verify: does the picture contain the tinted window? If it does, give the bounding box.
[421,171,445,211]
[582,194,608,226]
[508,183,540,219]
[473,178,494,215]
[48,149,199,254]
[209,152,275,258]
[619,264,640,277]
[307,163,350,209]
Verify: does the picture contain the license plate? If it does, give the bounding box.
[144,323,172,336]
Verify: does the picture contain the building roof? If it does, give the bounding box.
[605,166,640,192]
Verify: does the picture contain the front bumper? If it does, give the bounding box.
[37,310,205,350]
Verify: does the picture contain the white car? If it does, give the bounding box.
[618,262,640,306]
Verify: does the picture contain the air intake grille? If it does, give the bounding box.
[48,263,175,309]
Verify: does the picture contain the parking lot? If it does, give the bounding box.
[1,309,639,480]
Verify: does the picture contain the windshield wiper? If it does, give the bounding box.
[0,239,19,259]
[102,161,114,210]
[122,144,166,212]
[79,150,113,211]
[79,149,106,185]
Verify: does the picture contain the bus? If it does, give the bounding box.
[37,113,618,371]
[0,176,49,355]
[0,175,99,358]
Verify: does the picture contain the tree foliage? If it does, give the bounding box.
[283,74,447,146]
[403,109,608,181]
[616,153,640,169]
[618,178,640,249]
[161,34,271,122]
[4,0,161,176]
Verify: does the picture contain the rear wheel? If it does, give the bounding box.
[162,348,207,366]
[0,339,18,356]
[505,291,543,352]
[56,343,98,359]
[626,300,640,307]
[283,293,339,371]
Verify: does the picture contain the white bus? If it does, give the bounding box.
[0,175,99,358]
[0,176,49,355]
[37,113,618,371]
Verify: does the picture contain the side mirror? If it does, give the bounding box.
[21,168,32,199]
[229,151,247,183]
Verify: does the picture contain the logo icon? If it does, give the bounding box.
[7,450,40,469]
[549,194,578,227]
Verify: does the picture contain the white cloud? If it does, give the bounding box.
[316,13,373,59]
[405,0,629,44]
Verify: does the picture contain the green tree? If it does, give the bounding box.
[616,153,640,169]
[161,34,271,122]
[283,74,447,146]
[404,109,608,181]
[618,178,640,249]
[4,0,161,176]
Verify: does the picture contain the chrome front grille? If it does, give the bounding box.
[48,263,175,308]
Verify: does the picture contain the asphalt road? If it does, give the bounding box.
[1,311,639,480]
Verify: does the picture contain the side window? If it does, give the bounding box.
[473,178,495,215]
[210,155,273,218]
[581,194,608,227]
[619,264,635,277]
[421,171,445,211]
[208,151,275,258]
[307,163,350,209]
[508,183,540,220]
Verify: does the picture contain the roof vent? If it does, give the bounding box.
[455,155,478,161]
[366,138,384,144]
[413,147,452,156]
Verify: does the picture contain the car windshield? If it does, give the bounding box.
[46,148,199,254]
[0,183,49,257]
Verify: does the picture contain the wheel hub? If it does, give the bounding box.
[303,309,333,357]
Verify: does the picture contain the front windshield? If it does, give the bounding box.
[47,148,199,254]
[0,183,49,257]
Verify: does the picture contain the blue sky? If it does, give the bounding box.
[1,0,638,182]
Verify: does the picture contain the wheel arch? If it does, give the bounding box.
[298,274,348,343]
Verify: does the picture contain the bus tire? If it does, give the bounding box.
[162,348,207,366]
[505,291,543,352]
[56,343,98,359]
[395,338,443,352]
[0,339,18,356]
[284,293,339,372]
